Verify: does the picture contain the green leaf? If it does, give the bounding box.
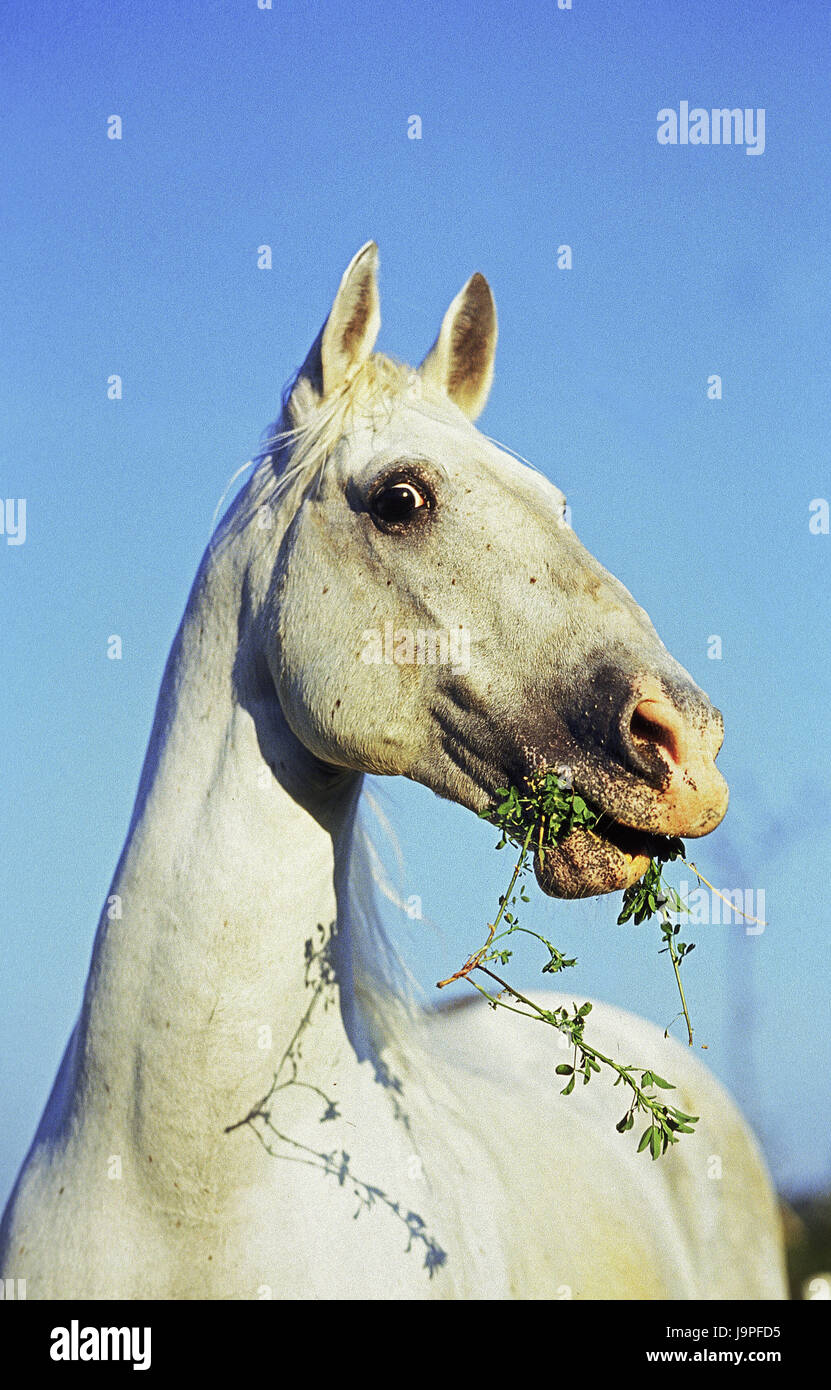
[651,1074,674,1090]
[637,1127,652,1154]
[555,1064,574,1076]
[561,1074,576,1096]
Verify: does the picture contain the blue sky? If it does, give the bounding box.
[2,0,829,1207]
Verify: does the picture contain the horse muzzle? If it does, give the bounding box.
[532,677,728,898]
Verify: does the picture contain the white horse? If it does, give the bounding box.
[1,244,786,1299]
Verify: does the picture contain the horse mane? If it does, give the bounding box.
[270,352,415,500]
[208,356,430,1027]
[211,352,418,550]
[347,784,425,1031]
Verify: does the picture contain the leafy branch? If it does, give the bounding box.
[437,770,702,1159]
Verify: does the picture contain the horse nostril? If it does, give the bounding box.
[629,698,688,768]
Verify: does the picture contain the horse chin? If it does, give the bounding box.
[533,825,653,899]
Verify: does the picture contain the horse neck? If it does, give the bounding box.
[71,526,384,1154]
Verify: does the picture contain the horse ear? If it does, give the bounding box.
[419,272,497,420]
[296,242,381,402]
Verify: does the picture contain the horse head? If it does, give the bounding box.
[259,242,727,897]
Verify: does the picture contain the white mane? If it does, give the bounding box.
[212,354,418,551]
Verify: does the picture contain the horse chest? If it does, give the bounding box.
[197,1076,512,1299]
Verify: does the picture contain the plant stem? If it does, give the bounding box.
[661,911,694,1046]
[474,964,675,1119]
[681,858,768,927]
[436,822,535,988]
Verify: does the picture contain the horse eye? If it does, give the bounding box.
[370,481,430,527]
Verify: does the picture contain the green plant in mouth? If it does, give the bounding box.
[436,770,704,1159]
[617,845,697,1048]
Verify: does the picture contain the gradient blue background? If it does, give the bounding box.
[2,0,829,1213]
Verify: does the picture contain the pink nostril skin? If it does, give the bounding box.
[629,698,689,768]
[623,684,728,837]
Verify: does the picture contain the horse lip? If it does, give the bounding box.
[529,745,727,841]
[531,814,662,900]
[559,805,678,860]
[526,775,687,900]
[528,764,679,851]
[589,817,677,859]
